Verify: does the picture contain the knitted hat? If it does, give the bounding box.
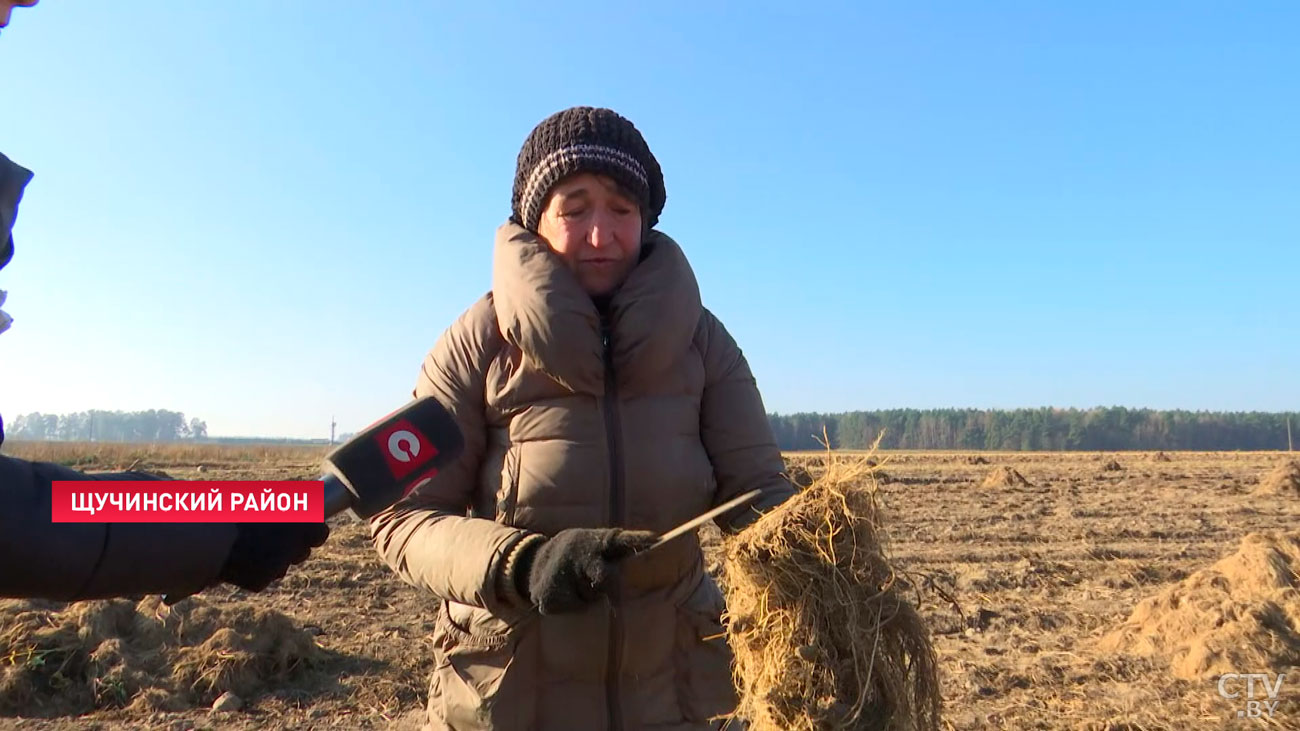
[511,107,666,232]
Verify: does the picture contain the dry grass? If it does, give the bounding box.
[1257,460,1300,496]
[2,441,328,473]
[0,596,323,717]
[1098,531,1300,680]
[980,466,1030,488]
[723,452,941,731]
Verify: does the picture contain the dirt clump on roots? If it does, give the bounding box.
[722,455,941,731]
[783,460,816,489]
[1257,460,1300,496]
[1098,531,1300,680]
[1151,451,1172,462]
[0,595,322,717]
[980,466,1030,488]
[964,456,989,465]
[1101,459,1123,472]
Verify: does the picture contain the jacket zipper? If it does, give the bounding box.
[601,319,625,731]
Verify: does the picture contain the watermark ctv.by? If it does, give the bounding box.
[1218,672,1286,720]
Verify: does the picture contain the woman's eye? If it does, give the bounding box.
[560,208,586,219]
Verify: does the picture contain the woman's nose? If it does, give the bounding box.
[588,213,618,250]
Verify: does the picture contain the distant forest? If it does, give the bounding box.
[6,410,208,442]
[7,407,1297,452]
[769,407,1299,452]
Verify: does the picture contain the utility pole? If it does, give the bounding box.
[330,415,337,446]
[1289,416,1294,452]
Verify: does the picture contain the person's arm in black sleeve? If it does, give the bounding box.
[0,455,236,600]
[0,455,327,601]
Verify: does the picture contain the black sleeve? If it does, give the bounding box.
[0,455,238,601]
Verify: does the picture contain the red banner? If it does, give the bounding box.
[51,481,325,523]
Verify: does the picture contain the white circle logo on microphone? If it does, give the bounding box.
[387,430,421,463]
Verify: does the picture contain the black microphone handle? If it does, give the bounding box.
[322,472,355,519]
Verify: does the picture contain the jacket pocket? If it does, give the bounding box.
[674,576,739,723]
[429,601,537,731]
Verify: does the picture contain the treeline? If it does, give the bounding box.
[7,410,208,442]
[10,406,1297,450]
[770,407,1299,452]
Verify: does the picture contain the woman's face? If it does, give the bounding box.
[536,173,643,297]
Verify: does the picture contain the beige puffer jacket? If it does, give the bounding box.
[370,222,792,730]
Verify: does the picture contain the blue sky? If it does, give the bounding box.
[1,2,1295,438]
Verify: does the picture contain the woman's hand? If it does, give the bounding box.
[515,528,656,615]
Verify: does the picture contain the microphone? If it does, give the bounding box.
[321,396,465,519]
[160,397,463,603]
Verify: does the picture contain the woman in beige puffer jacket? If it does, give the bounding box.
[370,107,793,731]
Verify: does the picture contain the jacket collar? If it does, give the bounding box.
[491,222,702,395]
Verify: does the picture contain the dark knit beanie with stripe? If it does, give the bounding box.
[511,107,666,232]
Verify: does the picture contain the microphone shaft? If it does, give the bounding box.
[322,472,354,519]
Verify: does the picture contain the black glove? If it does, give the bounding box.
[217,522,330,592]
[517,528,657,615]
